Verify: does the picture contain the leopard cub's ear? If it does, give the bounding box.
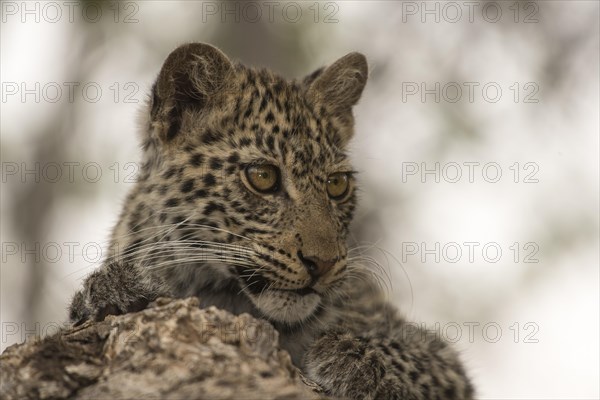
[305,52,368,116]
[150,43,234,143]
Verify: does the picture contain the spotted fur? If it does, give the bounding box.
[70,43,473,399]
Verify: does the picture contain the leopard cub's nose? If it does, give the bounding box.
[297,251,338,280]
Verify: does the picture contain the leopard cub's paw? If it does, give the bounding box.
[304,331,386,399]
[69,261,166,325]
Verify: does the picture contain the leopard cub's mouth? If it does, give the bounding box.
[238,268,319,297]
[285,286,318,296]
[235,265,323,323]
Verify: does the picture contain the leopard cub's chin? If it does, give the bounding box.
[246,289,321,324]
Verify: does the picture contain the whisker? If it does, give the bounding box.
[347,242,414,312]
[147,256,256,273]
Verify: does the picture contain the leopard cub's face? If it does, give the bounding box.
[122,43,367,324]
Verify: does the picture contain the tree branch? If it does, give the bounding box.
[0,297,322,399]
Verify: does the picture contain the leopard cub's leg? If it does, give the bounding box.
[303,293,474,400]
[304,331,386,399]
[68,261,168,325]
[305,328,474,400]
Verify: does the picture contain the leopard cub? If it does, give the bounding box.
[70,43,473,399]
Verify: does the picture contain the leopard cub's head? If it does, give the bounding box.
[128,43,367,324]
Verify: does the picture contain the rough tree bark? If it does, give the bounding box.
[0,297,323,399]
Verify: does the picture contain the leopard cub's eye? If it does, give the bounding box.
[326,172,350,200]
[245,164,280,193]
